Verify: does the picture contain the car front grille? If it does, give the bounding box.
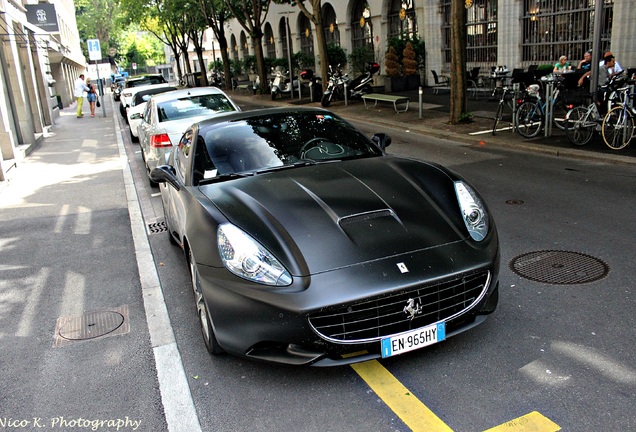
[308,271,490,343]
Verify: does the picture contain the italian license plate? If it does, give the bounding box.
[381,322,446,358]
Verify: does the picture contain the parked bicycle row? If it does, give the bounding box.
[491,69,636,151]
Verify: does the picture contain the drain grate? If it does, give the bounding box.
[510,250,609,285]
[147,220,167,234]
[53,305,130,347]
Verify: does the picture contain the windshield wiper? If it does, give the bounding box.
[198,172,254,184]
[254,160,320,174]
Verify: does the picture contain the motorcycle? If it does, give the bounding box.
[321,65,348,107]
[271,68,300,100]
[321,62,379,107]
[299,68,322,102]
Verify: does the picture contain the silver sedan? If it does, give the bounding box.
[138,87,240,186]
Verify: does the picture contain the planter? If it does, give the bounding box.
[384,75,420,93]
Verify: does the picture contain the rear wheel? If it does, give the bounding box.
[552,99,569,130]
[189,249,224,355]
[602,106,634,150]
[515,101,543,138]
[565,106,595,146]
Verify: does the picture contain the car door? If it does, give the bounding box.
[138,100,154,160]
[164,128,196,241]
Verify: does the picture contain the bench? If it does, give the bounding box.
[362,93,410,113]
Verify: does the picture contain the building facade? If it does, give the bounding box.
[186,0,634,86]
[0,0,85,181]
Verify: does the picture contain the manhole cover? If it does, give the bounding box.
[148,221,167,234]
[53,305,130,347]
[510,250,609,285]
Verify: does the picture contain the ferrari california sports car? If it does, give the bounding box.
[151,107,500,366]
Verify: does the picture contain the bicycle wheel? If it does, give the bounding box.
[515,101,543,138]
[565,106,595,146]
[602,106,634,150]
[492,102,504,135]
[551,99,569,130]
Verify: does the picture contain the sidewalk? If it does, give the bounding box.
[229,85,636,165]
[0,96,198,431]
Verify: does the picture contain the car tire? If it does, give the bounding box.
[189,248,224,355]
[129,128,138,143]
[119,102,126,119]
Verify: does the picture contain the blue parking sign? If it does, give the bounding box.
[87,39,101,61]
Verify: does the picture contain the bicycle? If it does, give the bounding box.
[564,73,629,146]
[492,83,525,135]
[514,76,571,138]
[601,79,635,150]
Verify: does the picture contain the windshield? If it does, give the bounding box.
[198,111,383,177]
[157,94,236,122]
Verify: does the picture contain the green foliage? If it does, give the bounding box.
[385,46,400,77]
[537,64,554,71]
[326,43,347,67]
[457,112,473,124]
[348,46,374,75]
[294,51,314,69]
[230,58,244,76]
[208,59,224,71]
[402,42,417,76]
[243,55,257,73]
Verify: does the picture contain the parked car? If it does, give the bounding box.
[119,74,168,119]
[126,84,178,142]
[111,76,126,101]
[138,87,240,186]
[150,107,500,366]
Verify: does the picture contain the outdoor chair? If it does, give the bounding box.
[431,70,450,94]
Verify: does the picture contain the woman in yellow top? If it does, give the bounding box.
[553,56,570,73]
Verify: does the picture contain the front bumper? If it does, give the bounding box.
[198,236,500,366]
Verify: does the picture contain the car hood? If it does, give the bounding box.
[200,157,469,275]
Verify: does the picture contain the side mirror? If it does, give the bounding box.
[150,165,181,191]
[371,133,392,151]
[130,113,142,120]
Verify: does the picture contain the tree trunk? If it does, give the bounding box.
[196,47,209,86]
[449,0,467,124]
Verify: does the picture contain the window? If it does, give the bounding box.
[299,13,314,65]
[521,0,614,64]
[322,4,340,46]
[280,18,292,57]
[388,0,417,40]
[351,1,373,50]
[264,23,276,59]
[440,0,497,67]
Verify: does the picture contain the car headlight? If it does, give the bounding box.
[454,181,489,241]
[217,224,292,286]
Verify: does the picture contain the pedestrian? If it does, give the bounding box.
[598,51,622,75]
[73,74,90,118]
[86,78,98,117]
[553,55,570,73]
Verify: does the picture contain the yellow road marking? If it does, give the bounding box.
[484,411,561,432]
[350,359,453,432]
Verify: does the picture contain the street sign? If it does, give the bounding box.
[132,62,137,71]
[87,39,102,61]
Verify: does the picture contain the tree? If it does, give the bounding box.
[199,0,234,89]
[74,0,123,60]
[449,0,468,124]
[225,0,271,92]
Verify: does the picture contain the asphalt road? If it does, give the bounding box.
[121,97,636,432]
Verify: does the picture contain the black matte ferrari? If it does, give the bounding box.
[151,107,500,366]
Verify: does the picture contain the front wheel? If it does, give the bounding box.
[552,99,569,130]
[492,102,504,136]
[515,101,543,138]
[271,90,278,100]
[189,249,224,355]
[602,106,634,150]
[321,93,332,107]
[565,106,595,146]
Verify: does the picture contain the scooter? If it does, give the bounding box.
[347,62,380,99]
[299,68,322,102]
[271,68,300,100]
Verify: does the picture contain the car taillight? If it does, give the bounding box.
[149,134,172,148]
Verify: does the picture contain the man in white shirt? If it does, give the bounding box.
[73,74,90,118]
[598,51,622,75]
